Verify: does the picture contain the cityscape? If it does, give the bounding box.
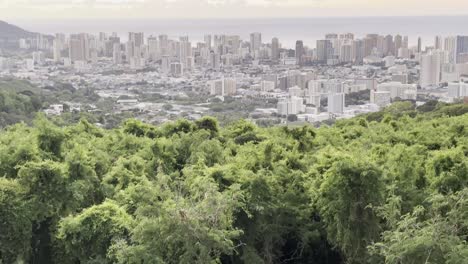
[0,1,467,263]
[1,21,467,127]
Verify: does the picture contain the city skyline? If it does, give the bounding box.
[1,0,468,19]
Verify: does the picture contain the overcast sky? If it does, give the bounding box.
[1,0,468,19]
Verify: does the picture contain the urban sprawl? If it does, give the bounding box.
[1,31,468,125]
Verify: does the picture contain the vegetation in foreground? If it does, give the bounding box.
[0,102,467,264]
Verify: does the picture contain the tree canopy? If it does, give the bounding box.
[0,102,467,264]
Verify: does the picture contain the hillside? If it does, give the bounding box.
[0,21,35,38]
[0,78,43,126]
[0,78,101,127]
[0,102,467,263]
[0,20,36,48]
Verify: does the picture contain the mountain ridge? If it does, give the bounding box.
[0,20,38,48]
[0,20,36,38]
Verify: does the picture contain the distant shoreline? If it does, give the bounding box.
[7,16,468,49]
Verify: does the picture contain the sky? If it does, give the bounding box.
[1,0,468,19]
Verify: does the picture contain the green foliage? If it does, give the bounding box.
[123,119,160,138]
[57,200,133,264]
[370,188,468,264]
[161,118,195,136]
[17,160,69,221]
[426,147,468,194]
[0,178,32,263]
[345,89,370,106]
[35,116,66,158]
[0,78,43,127]
[0,103,466,264]
[114,177,243,264]
[195,116,220,138]
[316,157,384,263]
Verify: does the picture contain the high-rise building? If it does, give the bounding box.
[161,56,170,73]
[316,40,332,63]
[209,51,221,70]
[178,36,192,64]
[370,90,391,107]
[159,35,169,56]
[295,40,305,66]
[55,33,66,45]
[112,43,121,64]
[420,52,442,88]
[277,99,288,116]
[126,41,136,62]
[394,35,402,52]
[353,39,365,62]
[204,35,212,49]
[69,33,89,62]
[129,32,144,47]
[261,81,275,92]
[271,38,280,60]
[447,81,468,99]
[364,34,379,57]
[456,36,468,63]
[97,32,107,55]
[327,93,345,114]
[435,36,443,50]
[210,79,223,95]
[105,36,120,57]
[417,37,422,53]
[210,78,237,96]
[224,78,237,95]
[69,39,84,62]
[384,35,394,56]
[444,36,457,64]
[250,32,262,53]
[90,49,98,64]
[147,37,158,61]
[340,43,354,63]
[288,96,304,115]
[32,51,45,65]
[53,38,62,62]
[170,62,184,77]
[403,36,409,49]
[306,80,322,107]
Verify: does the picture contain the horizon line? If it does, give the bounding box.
[5,14,468,21]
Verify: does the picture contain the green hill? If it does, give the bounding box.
[0,78,43,126]
[0,20,37,48]
[0,21,36,38]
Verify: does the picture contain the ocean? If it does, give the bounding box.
[9,16,468,49]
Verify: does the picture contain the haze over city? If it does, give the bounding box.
[1,0,468,19]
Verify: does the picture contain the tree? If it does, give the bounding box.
[123,119,159,138]
[113,177,243,264]
[0,178,32,263]
[35,116,65,158]
[370,188,468,264]
[0,100,466,264]
[18,161,69,221]
[316,157,384,263]
[287,114,298,122]
[17,161,69,263]
[57,200,133,264]
[426,147,468,194]
[65,145,103,209]
[195,116,219,138]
